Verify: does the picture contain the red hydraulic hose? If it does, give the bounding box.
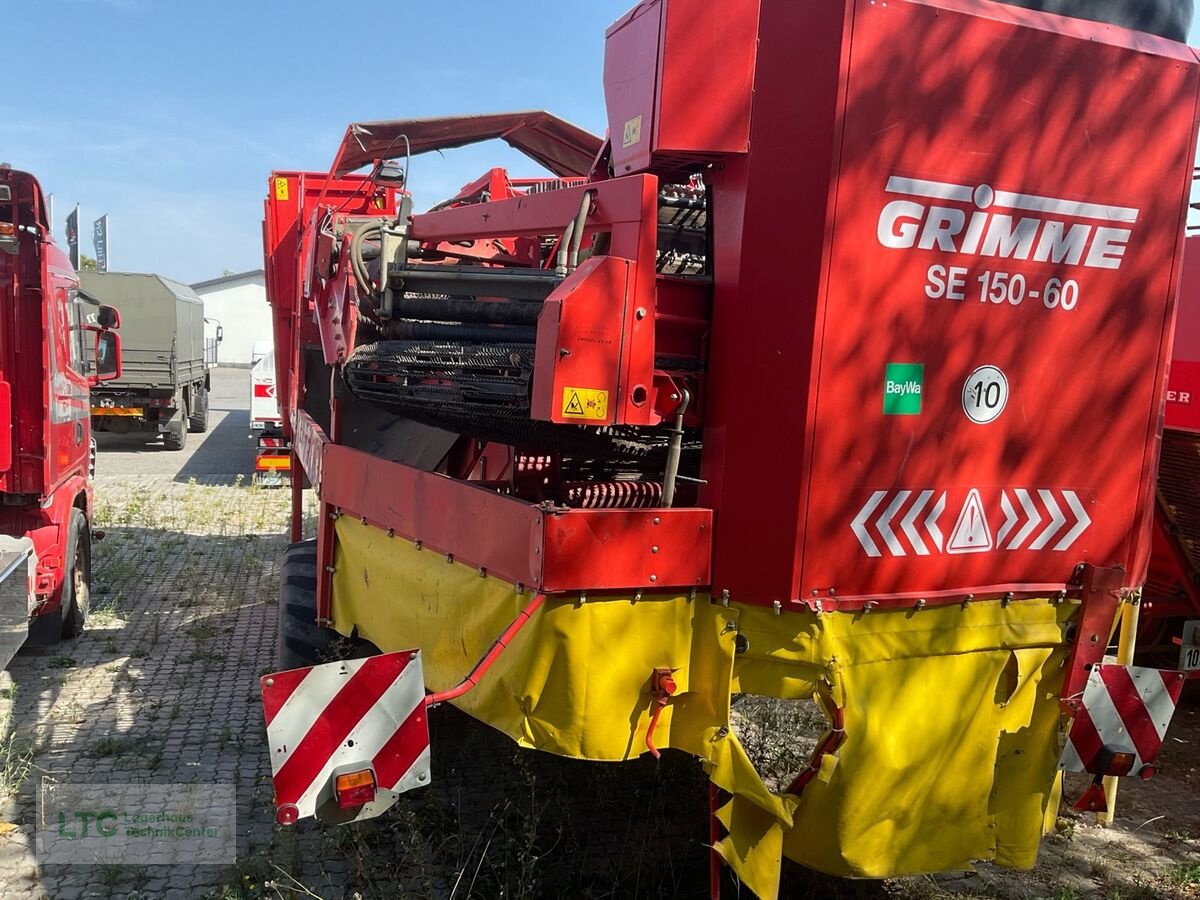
[425,593,546,707]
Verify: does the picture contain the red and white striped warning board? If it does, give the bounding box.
[261,650,430,824]
[1059,664,1186,776]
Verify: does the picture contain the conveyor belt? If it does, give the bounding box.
[1157,429,1200,579]
[344,340,677,458]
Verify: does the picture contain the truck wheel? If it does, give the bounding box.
[61,510,91,639]
[278,540,376,669]
[163,399,187,451]
[188,386,209,433]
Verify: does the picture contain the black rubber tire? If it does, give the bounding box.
[188,386,209,433]
[277,540,376,670]
[163,399,187,451]
[61,509,91,639]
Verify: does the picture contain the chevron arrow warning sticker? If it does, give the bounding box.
[946,489,992,554]
[850,487,1092,558]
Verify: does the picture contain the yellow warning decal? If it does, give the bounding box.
[561,387,609,420]
[273,177,289,201]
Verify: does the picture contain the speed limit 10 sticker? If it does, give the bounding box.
[962,365,1008,425]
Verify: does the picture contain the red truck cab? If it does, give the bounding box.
[0,166,121,668]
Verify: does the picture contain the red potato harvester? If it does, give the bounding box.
[257,1,1200,895]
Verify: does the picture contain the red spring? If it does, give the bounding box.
[563,481,664,509]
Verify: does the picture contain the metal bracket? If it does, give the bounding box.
[1060,563,1126,712]
[378,195,413,320]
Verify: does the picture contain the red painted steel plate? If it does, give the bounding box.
[319,443,712,592]
[540,508,712,592]
[321,444,545,589]
[798,0,1199,602]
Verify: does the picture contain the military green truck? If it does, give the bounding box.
[80,272,211,451]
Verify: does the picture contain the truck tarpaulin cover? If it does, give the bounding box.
[332,517,1073,900]
[332,112,603,179]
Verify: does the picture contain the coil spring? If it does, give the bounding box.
[563,481,664,509]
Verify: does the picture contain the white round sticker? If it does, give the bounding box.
[962,365,1008,424]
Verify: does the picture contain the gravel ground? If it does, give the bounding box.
[0,368,1196,899]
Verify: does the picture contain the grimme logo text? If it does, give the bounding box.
[877,176,1138,270]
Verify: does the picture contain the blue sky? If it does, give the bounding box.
[4,2,1200,283]
[3,0,633,283]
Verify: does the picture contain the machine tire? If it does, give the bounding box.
[163,398,187,451]
[277,540,376,670]
[188,385,209,433]
[61,509,91,639]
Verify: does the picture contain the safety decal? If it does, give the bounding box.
[850,488,1091,558]
[562,387,609,420]
[261,650,429,825]
[622,115,643,149]
[1059,664,1184,778]
[274,177,290,201]
[946,489,992,554]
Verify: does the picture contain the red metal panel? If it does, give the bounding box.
[699,0,853,607]
[653,0,757,161]
[532,256,630,426]
[1167,236,1200,433]
[604,0,758,176]
[799,0,1199,605]
[315,439,712,592]
[701,0,1199,610]
[321,443,545,589]
[540,507,711,592]
[604,1,662,175]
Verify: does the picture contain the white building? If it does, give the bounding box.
[191,270,271,367]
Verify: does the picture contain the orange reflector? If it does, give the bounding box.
[1104,750,1136,777]
[256,455,291,470]
[334,769,376,808]
[0,222,15,239]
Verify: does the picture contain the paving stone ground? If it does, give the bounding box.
[0,370,1195,898]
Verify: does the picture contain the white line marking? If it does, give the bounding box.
[1007,489,1042,550]
[876,491,911,557]
[885,176,973,202]
[1030,490,1066,551]
[1130,667,1177,741]
[1055,491,1092,551]
[268,658,371,768]
[992,189,1138,224]
[925,492,946,552]
[900,490,934,556]
[851,491,887,558]
[995,491,1018,548]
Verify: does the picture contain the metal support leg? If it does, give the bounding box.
[1098,597,1140,825]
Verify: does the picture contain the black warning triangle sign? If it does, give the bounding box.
[946,488,993,554]
[564,391,585,416]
